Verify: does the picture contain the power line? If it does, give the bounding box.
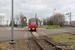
[58,1,75,9]
[56,0,67,9]
[31,0,36,18]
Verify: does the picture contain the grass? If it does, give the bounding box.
[0,26,6,27]
[47,25,65,29]
[38,25,64,29]
[0,40,28,50]
[49,33,75,46]
[72,31,75,33]
[38,25,44,28]
[67,43,75,47]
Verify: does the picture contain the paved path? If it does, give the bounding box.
[7,27,27,31]
[0,27,27,42]
[38,27,75,36]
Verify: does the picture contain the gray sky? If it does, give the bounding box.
[0,0,75,22]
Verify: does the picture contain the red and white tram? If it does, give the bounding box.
[28,18,38,31]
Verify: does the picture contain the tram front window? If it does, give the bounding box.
[30,19,36,24]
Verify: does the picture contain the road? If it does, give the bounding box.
[0,27,27,42]
[38,27,75,36]
[0,27,75,42]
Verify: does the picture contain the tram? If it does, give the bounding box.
[28,18,38,31]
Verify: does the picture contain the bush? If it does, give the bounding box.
[10,24,18,27]
[9,21,18,27]
[14,24,18,27]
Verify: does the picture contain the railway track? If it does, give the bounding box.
[31,31,64,50]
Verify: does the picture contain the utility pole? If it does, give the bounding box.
[35,13,37,18]
[7,19,8,26]
[10,0,15,44]
[46,20,47,28]
[70,12,71,25]
[53,9,56,29]
[2,16,4,26]
[58,17,59,28]
[66,12,71,25]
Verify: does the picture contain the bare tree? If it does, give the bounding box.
[14,14,25,25]
[38,19,42,26]
[20,14,24,22]
[15,15,20,25]
[43,13,65,27]
[7,19,9,26]
[0,16,2,25]
[71,21,75,25]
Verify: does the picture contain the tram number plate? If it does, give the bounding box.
[32,28,35,30]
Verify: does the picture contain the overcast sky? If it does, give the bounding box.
[0,0,75,22]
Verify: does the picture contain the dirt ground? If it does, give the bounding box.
[0,39,28,50]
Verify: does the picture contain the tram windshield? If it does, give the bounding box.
[30,19,36,24]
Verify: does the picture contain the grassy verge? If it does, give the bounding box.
[72,31,75,33]
[0,26,7,27]
[38,25,44,28]
[49,33,75,47]
[0,40,28,50]
[38,25,64,29]
[47,25,65,29]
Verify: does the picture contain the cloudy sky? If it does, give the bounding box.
[0,0,75,23]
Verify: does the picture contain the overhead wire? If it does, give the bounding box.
[57,1,75,9]
[31,0,36,17]
[57,1,75,21]
[60,2,75,9]
[56,0,67,9]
